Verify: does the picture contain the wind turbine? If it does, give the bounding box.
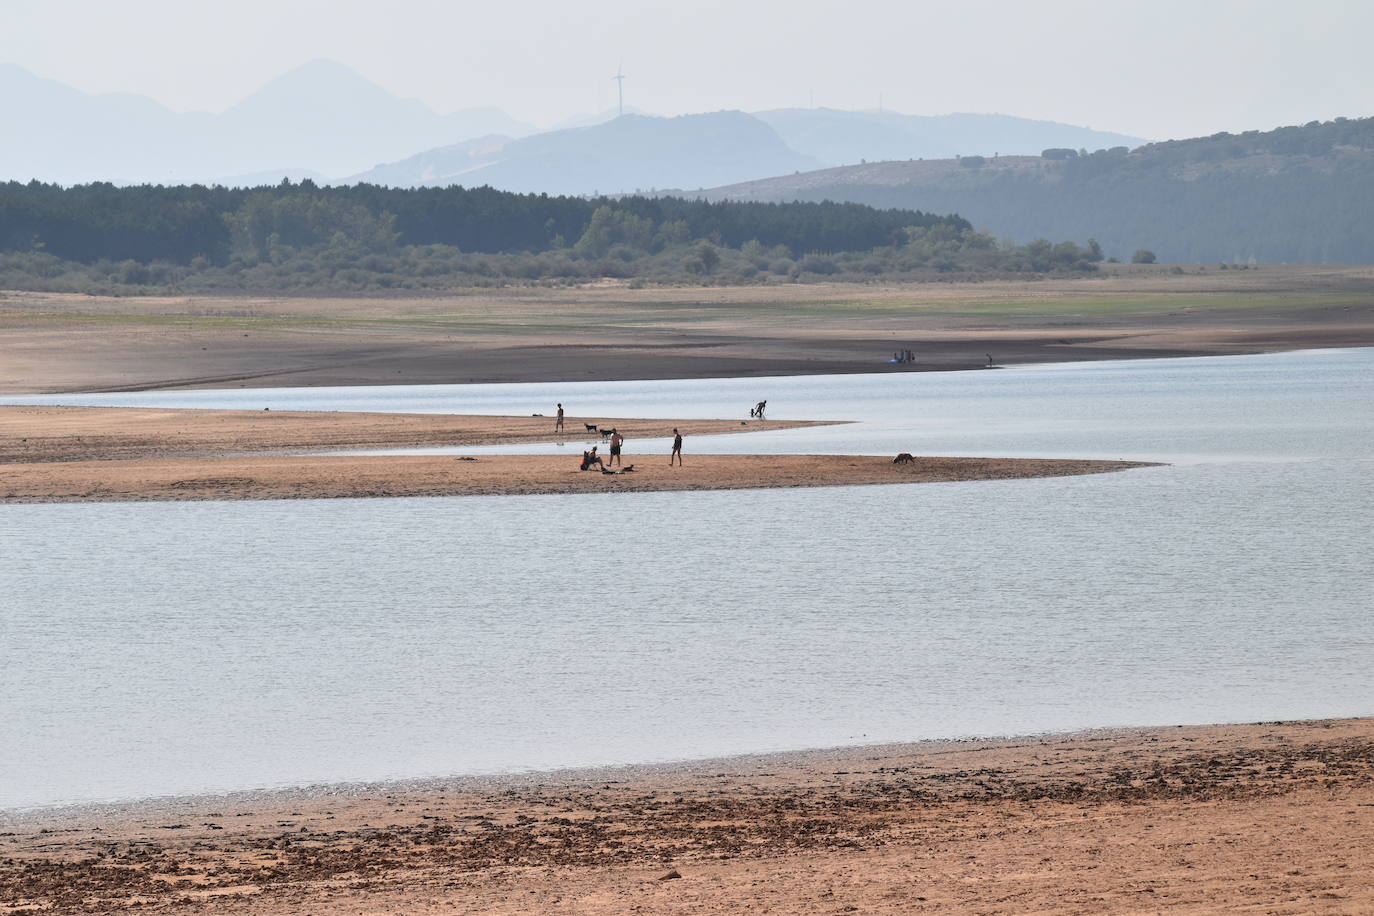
[612,64,626,118]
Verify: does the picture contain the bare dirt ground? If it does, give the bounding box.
[0,405,1146,503]
[5,717,1372,914]
[3,265,1372,393]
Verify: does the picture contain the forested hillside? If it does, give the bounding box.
[0,181,1103,292]
[704,117,1374,264]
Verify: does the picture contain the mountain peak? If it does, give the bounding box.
[229,58,421,113]
[263,58,371,88]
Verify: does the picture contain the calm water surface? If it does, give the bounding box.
[1,349,1371,809]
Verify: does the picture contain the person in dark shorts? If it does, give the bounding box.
[669,428,683,466]
[555,403,564,432]
[608,429,623,466]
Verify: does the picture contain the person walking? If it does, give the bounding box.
[555,402,564,433]
[608,429,624,467]
[669,428,683,466]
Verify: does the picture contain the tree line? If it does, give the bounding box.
[0,180,1107,293]
[0,181,966,265]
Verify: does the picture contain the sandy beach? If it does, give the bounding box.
[0,406,1149,503]
[5,717,1373,914]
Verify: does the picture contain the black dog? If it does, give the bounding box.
[893,452,915,464]
[584,423,599,432]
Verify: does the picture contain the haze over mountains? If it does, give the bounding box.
[0,60,535,185]
[3,59,1144,193]
[343,112,823,195]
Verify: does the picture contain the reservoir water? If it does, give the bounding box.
[2,348,1371,810]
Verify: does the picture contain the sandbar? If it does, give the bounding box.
[0,406,1151,503]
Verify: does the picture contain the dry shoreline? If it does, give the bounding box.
[0,406,1154,503]
[6,717,1373,914]
[3,268,1372,394]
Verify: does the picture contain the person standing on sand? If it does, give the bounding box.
[555,403,564,433]
[608,429,624,467]
[669,428,683,466]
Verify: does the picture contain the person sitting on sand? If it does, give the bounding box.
[608,429,624,466]
[669,428,683,466]
[586,445,604,470]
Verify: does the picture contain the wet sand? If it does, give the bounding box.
[0,406,1148,503]
[5,717,1372,914]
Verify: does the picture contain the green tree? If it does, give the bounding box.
[685,240,720,275]
[572,206,654,258]
[1131,249,1157,264]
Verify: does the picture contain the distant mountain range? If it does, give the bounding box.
[698,117,1374,263]
[2,59,1146,192]
[0,60,535,184]
[346,109,1143,195]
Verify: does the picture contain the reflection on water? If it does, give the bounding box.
[1,349,1371,809]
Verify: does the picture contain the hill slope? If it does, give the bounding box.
[702,117,1374,263]
[753,109,1145,166]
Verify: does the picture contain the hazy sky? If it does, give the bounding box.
[4,0,1371,139]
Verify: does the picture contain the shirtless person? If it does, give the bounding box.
[555,402,564,433]
[607,429,624,467]
[669,428,683,466]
